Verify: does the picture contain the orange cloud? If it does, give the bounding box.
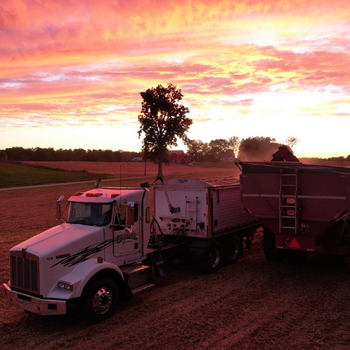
[0,0,349,156]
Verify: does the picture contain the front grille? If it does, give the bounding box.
[10,252,40,295]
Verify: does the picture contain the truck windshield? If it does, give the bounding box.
[67,202,112,226]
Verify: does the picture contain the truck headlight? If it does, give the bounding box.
[58,281,73,291]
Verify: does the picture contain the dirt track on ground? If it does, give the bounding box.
[1,166,350,350]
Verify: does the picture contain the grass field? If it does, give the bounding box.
[0,162,112,188]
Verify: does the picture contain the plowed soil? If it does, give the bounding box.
[21,161,230,177]
[1,166,350,350]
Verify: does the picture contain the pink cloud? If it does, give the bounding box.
[0,0,349,138]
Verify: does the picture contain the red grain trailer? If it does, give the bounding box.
[237,160,350,264]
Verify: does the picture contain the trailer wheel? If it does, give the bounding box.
[329,255,347,269]
[202,241,222,273]
[263,228,284,261]
[223,234,242,264]
[243,227,257,248]
[286,250,308,264]
[83,278,119,323]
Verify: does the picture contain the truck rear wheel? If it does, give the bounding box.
[83,278,119,323]
[223,234,242,264]
[202,240,222,273]
[263,228,284,261]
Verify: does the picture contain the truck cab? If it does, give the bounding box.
[3,186,152,323]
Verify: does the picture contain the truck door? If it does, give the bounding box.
[112,202,141,259]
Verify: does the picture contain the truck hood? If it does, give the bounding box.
[11,223,104,258]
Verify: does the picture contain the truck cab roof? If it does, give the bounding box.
[68,187,148,203]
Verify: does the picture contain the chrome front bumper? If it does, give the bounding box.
[3,283,66,315]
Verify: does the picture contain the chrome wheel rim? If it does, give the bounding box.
[209,248,220,268]
[92,287,113,315]
[229,242,239,260]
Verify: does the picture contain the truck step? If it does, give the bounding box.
[122,263,153,291]
[131,283,155,295]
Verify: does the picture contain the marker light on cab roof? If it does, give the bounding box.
[85,193,103,197]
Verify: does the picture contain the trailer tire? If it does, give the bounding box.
[202,241,222,273]
[329,255,347,269]
[263,229,284,261]
[83,278,119,323]
[286,250,308,264]
[243,227,256,248]
[223,234,242,264]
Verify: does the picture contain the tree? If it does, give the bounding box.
[186,136,240,162]
[138,84,192,177]
[208,139,233,161]
[284,136,299,149]
[186,139,210,162]
[228,136,240,158]
[0,151,8,160]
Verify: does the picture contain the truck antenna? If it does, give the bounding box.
[94,178,101,188]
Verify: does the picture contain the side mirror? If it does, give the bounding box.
[56,196,65,221]
[125,206,135,226]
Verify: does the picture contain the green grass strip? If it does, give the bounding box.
[0,162,113,188]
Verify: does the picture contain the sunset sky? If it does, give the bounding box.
[1,0,349,158]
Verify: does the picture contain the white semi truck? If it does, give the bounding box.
[3,177,259,323]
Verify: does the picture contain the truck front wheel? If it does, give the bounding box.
[83,278,119,323]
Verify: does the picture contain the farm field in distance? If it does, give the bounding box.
[0,161,239,188]
[21,160,239,177]
[1,162,350,349]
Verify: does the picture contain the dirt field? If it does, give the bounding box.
[22,161,235,178]
[1,166,350,349]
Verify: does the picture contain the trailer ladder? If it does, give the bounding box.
[279,170,299,235]
[185,196,198,232]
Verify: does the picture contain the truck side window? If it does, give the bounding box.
[115,205,126,225]
[115,203,139,225]
[133,203,139,222]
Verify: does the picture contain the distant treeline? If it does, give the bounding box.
[0,147,142,162]
[1,141,349,163]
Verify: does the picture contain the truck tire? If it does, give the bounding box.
[83,278,119,323]
[263,228,284,261]
[223,234,242,264]
[202,240,222,273]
